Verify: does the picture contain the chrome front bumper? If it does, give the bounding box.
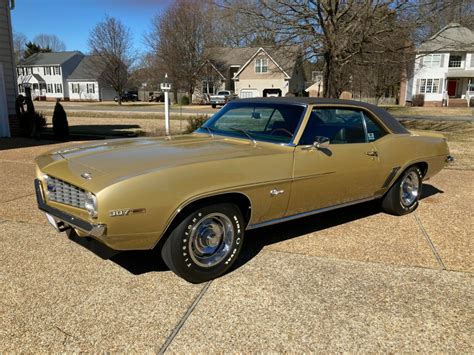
[34,179,106,237]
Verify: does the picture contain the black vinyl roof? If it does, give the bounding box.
[232,97,409,134]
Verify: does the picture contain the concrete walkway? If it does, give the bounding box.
[0,139,472,352]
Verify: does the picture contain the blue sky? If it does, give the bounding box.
[11,0,172,54]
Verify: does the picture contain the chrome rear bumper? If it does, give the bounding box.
[34,179,106,237]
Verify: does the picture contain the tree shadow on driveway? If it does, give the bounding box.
[67,183,444,277]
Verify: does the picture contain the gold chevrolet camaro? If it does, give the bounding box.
[35,98,452,283]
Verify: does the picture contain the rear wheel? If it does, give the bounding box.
[211,104,216,108]
[161,203,244,283]
[382,166,423,215]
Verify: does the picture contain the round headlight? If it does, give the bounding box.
[84,192,98,218]
[43,174,54,194]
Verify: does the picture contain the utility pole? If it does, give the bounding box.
[161,73,171,136]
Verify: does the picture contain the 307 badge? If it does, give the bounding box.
[109,208,146,217]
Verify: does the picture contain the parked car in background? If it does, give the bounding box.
[148,91,165,102]
[209,90,237,108]
[34,98,452,283]
[114,92,139,102]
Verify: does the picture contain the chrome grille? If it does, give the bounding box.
[45,176,86,209]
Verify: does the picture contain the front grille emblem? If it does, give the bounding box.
[81,172,92,180]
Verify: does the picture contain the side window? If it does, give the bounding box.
[299,108,366,145]
[363,112,387,141]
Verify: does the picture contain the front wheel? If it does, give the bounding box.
[211,104,216,108]
[382,166,423,215]
[161,203,245,283]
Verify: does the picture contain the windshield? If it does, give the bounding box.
[217,91,229,95]
[198,102,306,144]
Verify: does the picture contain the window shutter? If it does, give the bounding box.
[419,56,424,68]
[471,54,474,68]
[440,54,445,67]
[439,78,443,93]
[416,79,420,94]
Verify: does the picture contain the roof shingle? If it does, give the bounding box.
[17,51,83,66]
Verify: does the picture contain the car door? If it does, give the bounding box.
[286,106,387,216]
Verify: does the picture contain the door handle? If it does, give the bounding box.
[366,151,378,157]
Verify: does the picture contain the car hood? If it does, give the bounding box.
[37,134,278,189]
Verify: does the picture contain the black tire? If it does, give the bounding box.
[161,203,245,283]
[211,104,216,108]
[382,166,423,215]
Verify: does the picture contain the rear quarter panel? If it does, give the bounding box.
[373,132,449,193]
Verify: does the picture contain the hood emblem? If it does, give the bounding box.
[81,172,92,180]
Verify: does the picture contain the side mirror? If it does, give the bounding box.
[313,136,330,149]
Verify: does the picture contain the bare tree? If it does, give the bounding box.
[88,16,134,105]
[33,34,66,51]
[13,31,27,63]
[221,0,474,99]
[147,0,219,102]
[222,1,424,98]
[416,0,473,39]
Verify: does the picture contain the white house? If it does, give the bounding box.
[0,0,16,137]
[17,51,84,101]
[67,55,116,101]
[407,23,474,106]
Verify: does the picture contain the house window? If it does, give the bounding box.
[311,71,323,83]
[72,83,80,94]
[255,58,268,73]
[18,84,24,93]
[53,66,61,75]
[449,55,462,68]
[54,84,62,93]
[47,84,53,93]
[87,83,95,94]
[418,78,440,94]
[424,54,441,67]
[44,67,52,75]
[202,80,215,95]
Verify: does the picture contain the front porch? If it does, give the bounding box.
[18,74,47,100]
[445,72,474,107]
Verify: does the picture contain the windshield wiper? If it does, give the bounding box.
[229,127,257,145]
[201,126,215,137]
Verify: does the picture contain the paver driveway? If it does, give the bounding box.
[0,138,472,352]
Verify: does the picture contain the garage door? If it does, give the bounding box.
[240,89,258,98]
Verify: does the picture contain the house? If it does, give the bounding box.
[16,51,84,101]
[305,71,324,97]
[406,23,474,107]
[67,55,116,101]
[0,0,16,137]
[194,46,306,102]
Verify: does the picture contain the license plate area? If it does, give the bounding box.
[44,213,70,233]
[45,213,60,231]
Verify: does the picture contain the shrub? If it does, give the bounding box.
[185,114,209,133]
[52,101,69,139]
[18,111,46,138]
[412,94,425,107]
[180,95,190,105]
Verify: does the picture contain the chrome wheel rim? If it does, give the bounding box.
[188,213,234,268]
[400,171,420,207]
